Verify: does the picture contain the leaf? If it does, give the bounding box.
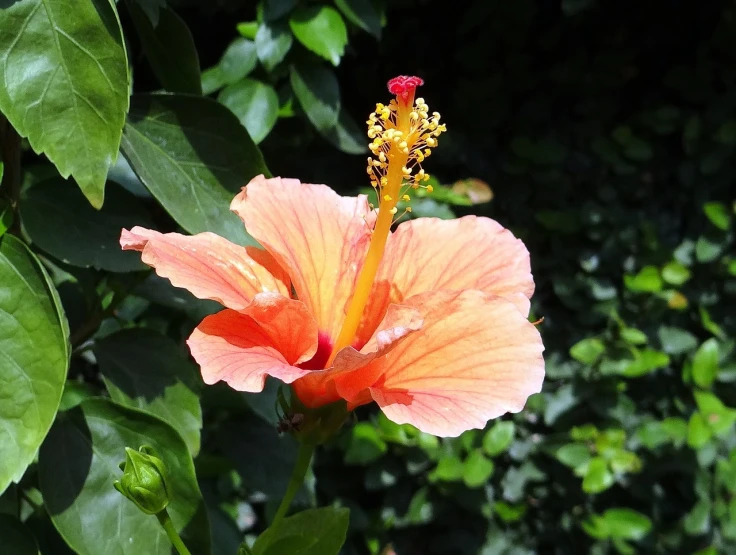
[20,179,151,272]
[252,507,349,555]
[430,456,464,482]
[289,6,348,66]
[344,422,388,465]
[693,391,736,435]
[219,79,279,144]
[483,421,515,457]
[121,94,269,245]
[622,349,670,377]
[129,0,166,25]
[219,38,259,84]
[290,64,340,132]
[661,261,691,285]
[0,198,12,237]
[624,266,662,293]
[0,235,68,495]
[94,328,203,455]
[695,236,723,263]
[255,21,293,72]
[127,3,201,95]
[38,399,211,555]
[0,515,40,554]
[703,202,731,231]
[570,337,605,364]
[691,338,720,388]
[684,499,711,536]
[658,326,698,355]
[463,450,495,488]
[263,0,297,21]
[335,0,382,38]
[601,508,652,540]
[687,413,712,448]
[582,457,614,493]
[0,0,129,207]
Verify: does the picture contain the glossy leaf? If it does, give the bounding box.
[219,79,279,144]
[570,337,605,364]
[290,64,340,132]
[127,3,202,95]
[0,0,129,207]
[20,179,151,272]
[290,6,348,66]
[39,399,211,555]
[335,0,382,38]
[121,94,269,245]
[463,450,495,488]
[703,201,731,230]
[255,21,293,72]
[94,328,203,455]
[483,421,515,457]
[691,338,720,388]
[0,234,68,495]
[252,507,350,555]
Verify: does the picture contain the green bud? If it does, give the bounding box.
[113,445,171,515]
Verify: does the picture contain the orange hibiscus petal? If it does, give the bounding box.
[357,216,533,344]
[291,303,423,408]
[370,289,544,437]
[187,293,318,392]
[121,227,289,310]
[230,175,375,340]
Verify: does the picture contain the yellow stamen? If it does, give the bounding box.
[326,78,446,364]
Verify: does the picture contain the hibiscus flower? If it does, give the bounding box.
[121,76,544,437]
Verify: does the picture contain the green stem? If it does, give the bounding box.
[156,509,192,555]
[270,442,315,529]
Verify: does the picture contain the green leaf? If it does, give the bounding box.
[121,94,269,245]
[692,338,720,388]
[658,326,698,355]
[483,421,515,457]
[463,450,495,488]
[570,337,605,364]
[620,327,648,345]
[290,64,340,132]
[252,507,349,555]
[695,236,723,263]
[38,399,211,555]
[219,79,279,144]
[622,349,670,377]
[0,515,40,554]
[601,508,652,540]
[129,0,166,25]
[237,21,259,40]
[684,499,711,535]
[661,261,691,285]
[20,179,151,272]
[582,457,614,493]
[0,0,129,207]
[344,422,388,465]
[94,328,203,455]
[694,391,736,435]
[335,0,382,38]
[624,266,662,293]
[0,198,12,238]
[255,21,293,72]
[703,201,731,230]
[289,6,348,66]
[430,456,465,482]
[555,444,592,470]
[219,38,259,84]
[127,3,201,95]
[687,413,712,448]
[0,235,68,495]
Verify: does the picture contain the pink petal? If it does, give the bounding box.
[357,216,534,344]
[121,226,289,310]
[370,289,544,437]
[186,293,318,392]
[230,175,375,340]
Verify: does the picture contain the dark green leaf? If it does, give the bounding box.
[658,326,698,355]
[263,0,297,21]
[219,79,279,144]
[0,198,12,238]
[129,0,166,25]
[684,499,711,536]
[39,399,210,555]
[344,422,388,465]
[20,179,150,272]
[94,328,203,455]
[121,94,269,245]
[255,21,293,72]
[335,0,382,38]
[0,235,68,495]
[0,515,39,554]
[290,6,348,66]
[127,3,201,95]
[695,236,723,263]
[253,507,349,555]
[703,202,731,231]
[290,64,340,132]
[0,0,129,207]
[601,508,652,540]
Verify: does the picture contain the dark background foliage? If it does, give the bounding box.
[1,0,734,554]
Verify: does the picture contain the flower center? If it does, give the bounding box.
[326,76,446,365]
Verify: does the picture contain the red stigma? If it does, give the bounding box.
[388,75,424,101]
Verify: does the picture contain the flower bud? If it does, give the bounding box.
[114,445,171,515]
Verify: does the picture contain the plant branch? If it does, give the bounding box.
[156,509,192,555]
[270,441,315,529]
